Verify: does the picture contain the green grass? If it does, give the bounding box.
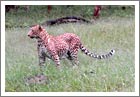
[5,5,135,92]
[5,5,134,28]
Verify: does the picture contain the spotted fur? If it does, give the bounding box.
[27,25,115,67]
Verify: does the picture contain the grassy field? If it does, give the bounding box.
[5,6,135,92]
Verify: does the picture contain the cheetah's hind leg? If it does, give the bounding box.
[67,51,79,67]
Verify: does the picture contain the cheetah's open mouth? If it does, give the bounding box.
[28,36,39,39]
[30,36,34,39]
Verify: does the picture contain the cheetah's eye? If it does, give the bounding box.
[31,29,34,32]
[31,29,36,34]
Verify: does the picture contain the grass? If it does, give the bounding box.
[5,6,135,92]
[5,5,134,28]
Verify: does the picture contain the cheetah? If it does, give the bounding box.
[27,25,115,68]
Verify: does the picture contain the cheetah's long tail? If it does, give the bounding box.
[80,44,115,59]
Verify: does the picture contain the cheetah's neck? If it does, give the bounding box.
[39,29,52,44]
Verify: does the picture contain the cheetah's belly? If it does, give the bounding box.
[55,42,69,60]
[58,50,69,60]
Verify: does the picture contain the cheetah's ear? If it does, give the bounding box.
[38,25,43,31]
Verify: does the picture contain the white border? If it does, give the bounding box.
[1,1,139,96]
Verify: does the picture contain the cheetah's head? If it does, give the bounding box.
[27,25,43,39]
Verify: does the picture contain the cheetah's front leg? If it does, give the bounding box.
[52,54,61,68]
[38,46,46,71]
[39,55,46,66]
[38,55,46,72]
